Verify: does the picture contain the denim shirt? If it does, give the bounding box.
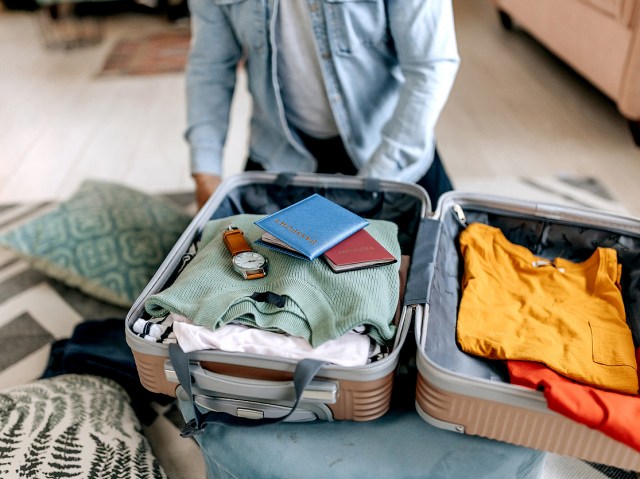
[186,0,460,183]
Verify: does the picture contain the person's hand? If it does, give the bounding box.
[193,173,222,209]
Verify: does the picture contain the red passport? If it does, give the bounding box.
[323,228,397,273]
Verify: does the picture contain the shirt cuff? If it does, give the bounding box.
[358,140,435,184]
[190,147,224,177]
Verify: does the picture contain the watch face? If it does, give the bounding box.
[233,252,266,270]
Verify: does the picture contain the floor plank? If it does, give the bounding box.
[0,1,638,216]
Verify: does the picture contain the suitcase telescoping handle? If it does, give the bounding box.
[169,343,326,436]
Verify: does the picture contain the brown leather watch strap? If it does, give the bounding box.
[244,271,266,280]
[223,228,253,256]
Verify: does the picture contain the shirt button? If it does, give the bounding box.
[322,52,331,60]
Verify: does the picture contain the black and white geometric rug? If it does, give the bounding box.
[0,180,637,479]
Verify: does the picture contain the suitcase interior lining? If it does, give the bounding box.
[208,183,424,255]
[424,207,640,383]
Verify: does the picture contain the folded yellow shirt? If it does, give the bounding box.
[457,223,638,395]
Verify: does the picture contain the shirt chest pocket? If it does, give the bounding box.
[590,322,637,369]
[213,0,266,50]
[323,0,389,56]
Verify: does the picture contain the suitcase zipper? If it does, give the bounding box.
[451,203,467,227]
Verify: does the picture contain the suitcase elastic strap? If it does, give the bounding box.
[169,343,326,436]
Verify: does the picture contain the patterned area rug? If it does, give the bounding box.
[0,192,204,479]
[0,179,637,479]
[98,28,191,77]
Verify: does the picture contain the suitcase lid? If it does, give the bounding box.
[407,190,640,381]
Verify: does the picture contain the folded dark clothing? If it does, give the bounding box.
[42,318,173,425]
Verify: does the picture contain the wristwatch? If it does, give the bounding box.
[222,225,268,280]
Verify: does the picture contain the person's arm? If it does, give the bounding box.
[193,173,222,209]
[185,0,243,206]
[357,0,460,182]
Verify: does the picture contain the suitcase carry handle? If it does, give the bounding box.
[169,361,338,403]
[169,343,326,436]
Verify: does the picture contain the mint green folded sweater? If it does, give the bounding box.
[145,214,400,347]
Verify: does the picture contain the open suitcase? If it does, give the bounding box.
[125,172,429,423]
[126,172,640,470]
[409,192,640,471]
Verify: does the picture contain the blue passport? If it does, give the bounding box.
[254,194,369,261]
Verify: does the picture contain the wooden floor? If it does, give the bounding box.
[1,0,639,216]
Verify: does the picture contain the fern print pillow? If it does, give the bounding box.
[0,374,167,478]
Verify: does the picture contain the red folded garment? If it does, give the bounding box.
[508,348,640,453]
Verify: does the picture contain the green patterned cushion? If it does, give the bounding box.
[0,180,192,307]
[0,374,167,478]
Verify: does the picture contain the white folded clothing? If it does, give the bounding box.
[141,334,177,344]
[171,316,376,367]
[132,318,173,340]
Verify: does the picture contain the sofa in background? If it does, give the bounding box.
[491,0,640,145]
